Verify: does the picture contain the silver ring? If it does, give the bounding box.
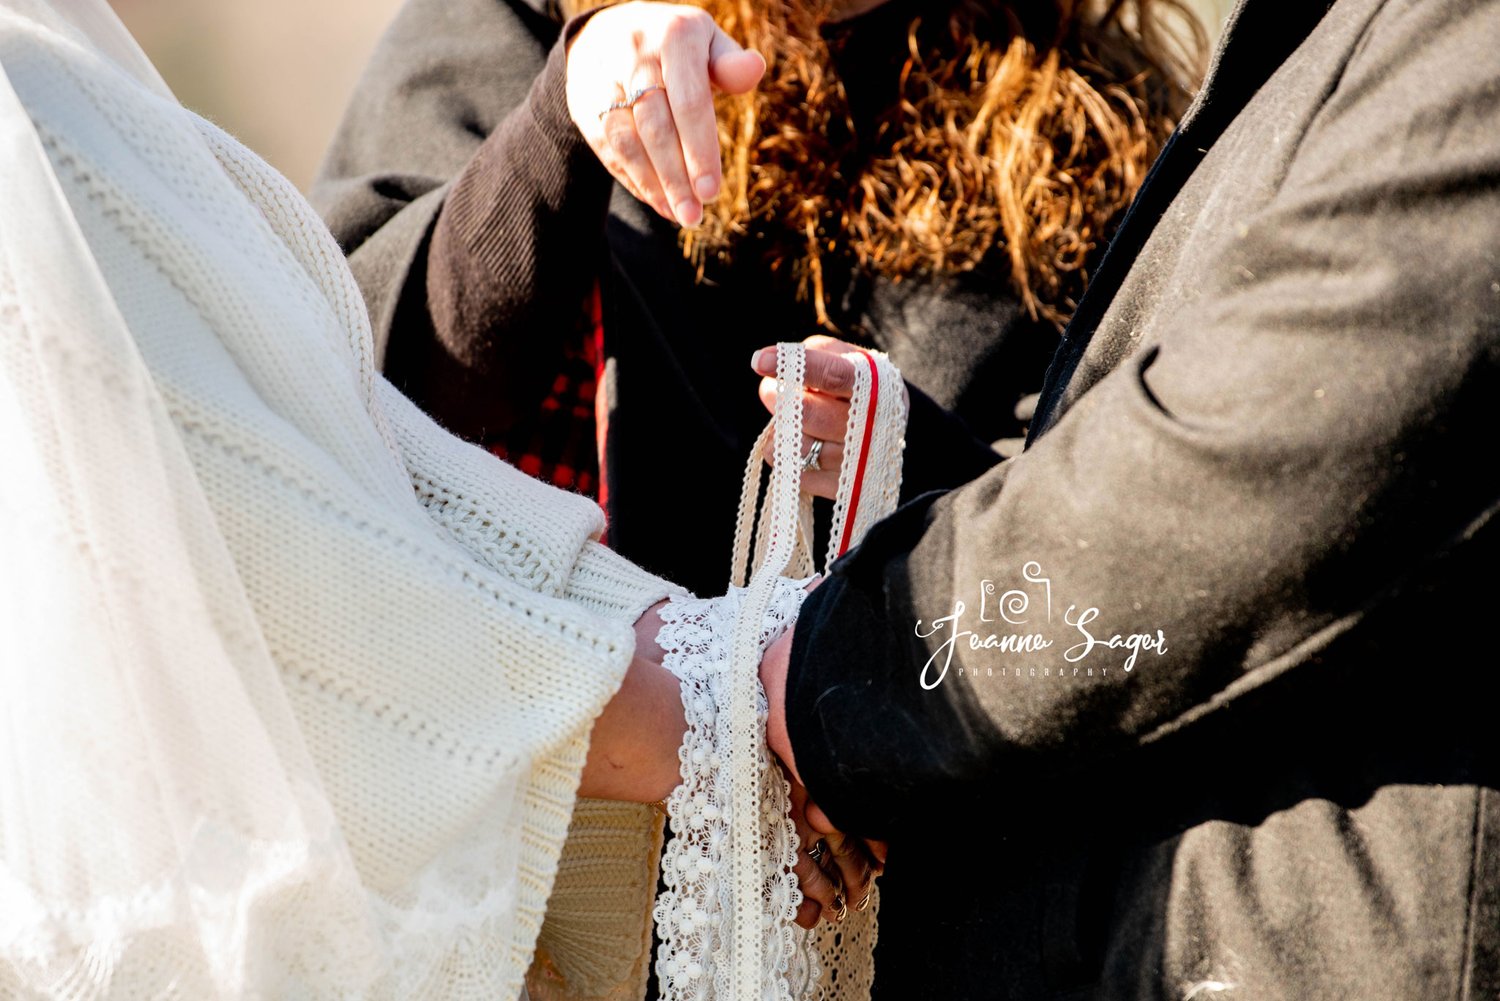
[802,439,823,472]
[597,84,665,121]
[806,839,827,865]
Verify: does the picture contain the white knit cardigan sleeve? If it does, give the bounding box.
[380,374,673,623]
[0,12,680,995]
[202,128,685,998]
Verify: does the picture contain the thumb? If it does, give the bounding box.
[707,27,766,94]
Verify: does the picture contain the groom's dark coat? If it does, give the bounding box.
[787,0,1500,997]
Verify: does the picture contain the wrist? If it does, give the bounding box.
[581,653,688,803]
[761,629,800,785]
[633,598,669,666]
[561,4,604,57]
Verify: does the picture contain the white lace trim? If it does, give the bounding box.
[653,581,815,1001]
[653,344,906,1001]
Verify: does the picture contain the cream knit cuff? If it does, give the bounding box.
[563,539,685,625]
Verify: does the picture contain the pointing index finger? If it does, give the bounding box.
[660,11,722,204]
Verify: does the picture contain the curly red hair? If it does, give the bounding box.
[566,0,1204,329]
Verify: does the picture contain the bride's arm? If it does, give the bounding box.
[579,646,683,802]
[378,375,681,616]
[379,376,696,806]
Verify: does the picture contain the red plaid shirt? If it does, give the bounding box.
[483,283,606,504]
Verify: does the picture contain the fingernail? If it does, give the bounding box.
[695,175,719,202]
[751,348,774,374]
[675,199,702,228]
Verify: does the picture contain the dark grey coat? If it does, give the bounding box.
[787,0,1500,997]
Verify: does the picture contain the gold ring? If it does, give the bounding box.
[806,839,828,865]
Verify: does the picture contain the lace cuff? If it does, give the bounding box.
[652,582,816,1000]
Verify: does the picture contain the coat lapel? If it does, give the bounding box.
[1027,0,1337,440]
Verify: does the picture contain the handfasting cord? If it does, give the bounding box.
[727,344,804,997]
[827,350,905,568]
[655,344,907,1001]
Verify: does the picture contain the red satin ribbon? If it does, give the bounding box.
[835,350,880,558]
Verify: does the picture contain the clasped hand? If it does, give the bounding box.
[627,599,885,928]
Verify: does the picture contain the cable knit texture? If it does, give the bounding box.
[0,5,678,998]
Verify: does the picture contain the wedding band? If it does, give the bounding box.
[802,439,823,472]
[597,84,665,121]
[806,839,827,865]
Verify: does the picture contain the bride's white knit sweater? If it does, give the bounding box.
[0,5,677,999]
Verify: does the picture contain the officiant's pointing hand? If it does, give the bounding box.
[565,1,766,228]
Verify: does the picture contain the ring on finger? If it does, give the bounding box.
[802,439,823,472]
[806,839,828,865]
[597,83,665,121]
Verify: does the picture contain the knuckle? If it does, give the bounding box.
[634,111,672,146]
[684,8,714,34]
[603,117,637,150]
[661,12,699,46]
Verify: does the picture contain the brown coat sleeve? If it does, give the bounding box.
[312,0,610,439]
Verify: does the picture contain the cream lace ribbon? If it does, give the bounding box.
[654,343,907,1001]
